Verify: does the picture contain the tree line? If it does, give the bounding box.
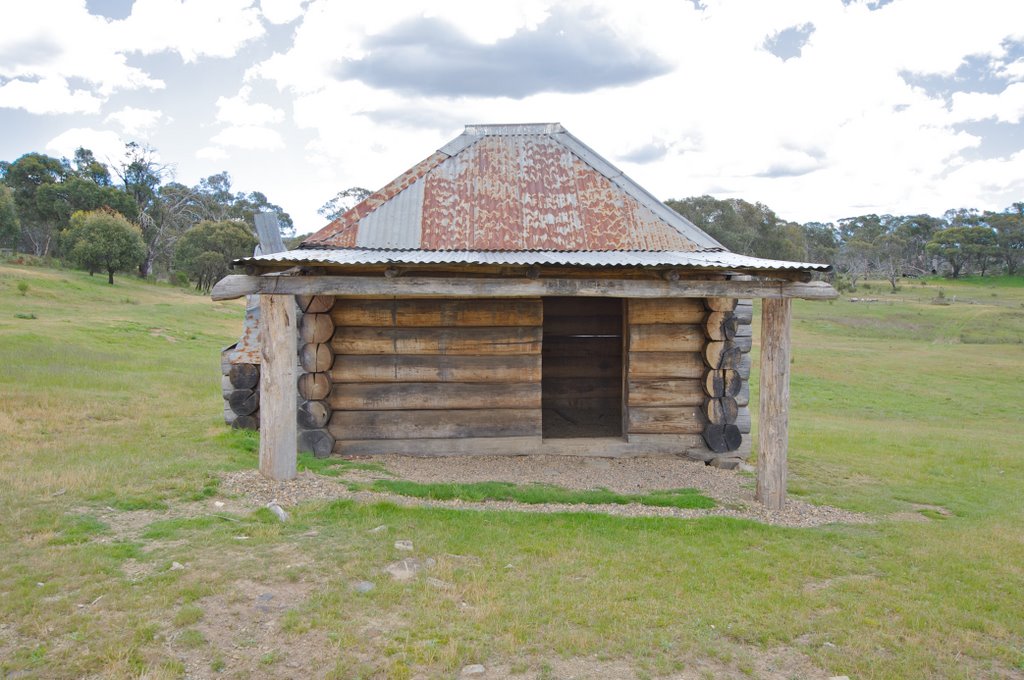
[3,142,1021,290]
[666,196,1024,289]
[0,144,292,288]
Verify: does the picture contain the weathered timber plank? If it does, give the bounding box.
[543,297,623,317]
[543,314,622,336]
[258,294,297,480]
[544,377,621,399]
[211,275,839,301]
[331,298,542,327]
[329,409,541,440]
[735,380,750,407]
[627,324,703,352]
[736,406,752,434]
[756,297,790,509]
[542,336,621,358]
[332,326,542,355]
[542,355,621,379]
[738,353,752,380]
[627,351,705,379]
[329,382,540,410]
[331,354,541,383]
[627,299,706,324]
[627,406,706,434]
[735,301,754,324]
[334,435,702,458]
[626,379,704,406]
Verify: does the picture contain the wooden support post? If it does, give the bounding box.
[259,294,297,480]
[756,297,791,509]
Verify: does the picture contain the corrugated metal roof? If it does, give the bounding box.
[236,247,831,272]
[303,123,722,252]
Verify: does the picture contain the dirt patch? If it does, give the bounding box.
[222,455,872,528]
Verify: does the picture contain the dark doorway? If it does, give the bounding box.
[541,297,623,438]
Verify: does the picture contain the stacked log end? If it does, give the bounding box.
[692,296,753,467]
[296,295,336,458]
[222,360,260,430]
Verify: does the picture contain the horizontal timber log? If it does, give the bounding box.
[297,372,331,400]
[706,297,738,312]
[733,334,753,353]
[703,369,742,398]
[704,312,738,341]
[626,379,704,406]
[735,301,754,324]
[332,326,541,356]
[704,341,742,370]
[736,407,751,434]
[296,294,333,313]
[212,275,839,301]
[703,424,742,453]
[299,313,335,344]
[298,399,332,429]
[738,353,752,380]
[298,428,334,458]
[628,299,705,324]
[543,336,620,358]
[543,297,623,317]
[228,363,259,390]
[735,380,750,407]
[332,299,542,327]
[329,409,541,440]
[300,343,334,373]
[228,389,259,416]
[704,396,739,424]
[627,351,705,379]
[627,324,703,352]
[332,354,541,383]
[627,406,706,434]
[330,382,540,410]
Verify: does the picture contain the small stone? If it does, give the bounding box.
[214,501,225,508]
[385,557,430,581]
[460,664,486,677]
[368,525,388,533]
[301,530,320,537]
[828,676,851,680]
[394,539,414,551]
[710,457,741,470]
[170,561,185,571]
[352,580,375,593]
[257,593,274,602]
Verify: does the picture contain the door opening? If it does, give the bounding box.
[541,297,623,438]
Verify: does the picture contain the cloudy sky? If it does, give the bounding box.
[2,0,1023,234]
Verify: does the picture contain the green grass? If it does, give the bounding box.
[1,264,1023,679]
[364,479,716,509]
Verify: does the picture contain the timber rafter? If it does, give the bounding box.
[212,274,837,301]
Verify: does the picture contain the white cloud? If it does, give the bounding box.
[211,125,285,150]
[0,76,103,115]
[105,107,166,137]
[215,86,285,126]
[260,0,306,24]
[45,127,126,164]
[951,83,1024,124]
[113,0,265,63]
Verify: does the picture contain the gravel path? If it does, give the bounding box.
[222,455,870,528]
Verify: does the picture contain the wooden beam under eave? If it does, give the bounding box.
[756,297,791,509]
[259,294,297,481]
[212,274,838,302]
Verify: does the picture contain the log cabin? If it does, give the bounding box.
[211,123,836,508]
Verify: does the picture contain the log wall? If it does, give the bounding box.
[328,298,543,455]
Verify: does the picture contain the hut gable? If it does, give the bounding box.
[302,123,720,253]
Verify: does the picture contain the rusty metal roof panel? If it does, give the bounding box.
[236,247,831,271]
[302,123,726,253]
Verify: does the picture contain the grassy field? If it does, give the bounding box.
[1,262,1022,679]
